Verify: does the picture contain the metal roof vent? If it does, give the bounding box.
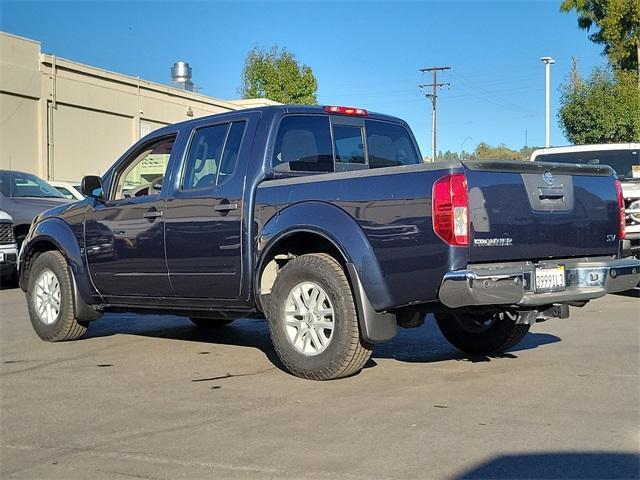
[170,61,194,92]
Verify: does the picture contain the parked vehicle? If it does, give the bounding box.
[0,170,70,247]
[18,106,640,380]
[531,144,640,257]
[0,210,18,282]
[49,181,85,201]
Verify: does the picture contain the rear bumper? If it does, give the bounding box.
[438,256,640,308]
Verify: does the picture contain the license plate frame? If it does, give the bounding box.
[534,264,566,293]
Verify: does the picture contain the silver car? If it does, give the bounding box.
[0,170,71,247]
[0,210,18,281]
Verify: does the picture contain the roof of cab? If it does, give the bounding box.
[153,104,407,135]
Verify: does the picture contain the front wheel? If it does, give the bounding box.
[435,310,530,355]
[268,253,372,380]
[27,251,87,342]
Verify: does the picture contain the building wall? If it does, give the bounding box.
[0,34,43,176]
[0,32,278,181]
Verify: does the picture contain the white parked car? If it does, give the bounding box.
[49,181,85,200]
[0,210,18,281]
[531,143,640,258]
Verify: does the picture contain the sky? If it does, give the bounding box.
[1,0,608,156]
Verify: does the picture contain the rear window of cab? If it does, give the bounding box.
[272,115,421,173]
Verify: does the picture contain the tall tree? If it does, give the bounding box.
[558,67,640,143]
[241,46,318,105]
[469,143,538,161]
[561,0,640,75]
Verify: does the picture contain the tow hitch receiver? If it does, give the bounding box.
[515,304,570,325]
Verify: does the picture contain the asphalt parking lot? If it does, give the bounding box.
[1,285,639,480]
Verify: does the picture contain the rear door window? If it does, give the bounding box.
[365,120,420,168]
[272,116,333,172]
[182,124,228,190]
[217,122,246,187]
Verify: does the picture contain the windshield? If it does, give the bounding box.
[534,149,639,180]
[0,171,65,198]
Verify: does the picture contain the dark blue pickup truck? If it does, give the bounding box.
[18,105,640,380]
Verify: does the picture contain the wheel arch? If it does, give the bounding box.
[19,218,101,322]
[255,202,397,342]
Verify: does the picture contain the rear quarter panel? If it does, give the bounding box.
[255,163,466,311]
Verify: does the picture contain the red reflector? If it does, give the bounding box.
[432,173,469,247]
[323,105,368,116]
[615,179,625,240]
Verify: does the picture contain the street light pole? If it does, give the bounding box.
[540,56,555,148]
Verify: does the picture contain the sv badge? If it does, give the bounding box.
[606,234,617,242]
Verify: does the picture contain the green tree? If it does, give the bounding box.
[241,46,318,104]
[558,67,640,143]
[561,0,640,75]
[435,150,462,162]
[475,143,520,160]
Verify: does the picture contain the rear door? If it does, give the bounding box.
[163,113,258,299]
[464,161,620,263]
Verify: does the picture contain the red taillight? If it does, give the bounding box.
[432,173,469,247]
[615,179,625,240]
[323,105,368,116]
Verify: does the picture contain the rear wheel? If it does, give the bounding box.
[189,318,234,328]
[268,253,372,380]
[27,251,87,342]
[435,310,530,355]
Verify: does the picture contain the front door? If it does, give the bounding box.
[84,134,177,297]
[164,116,255,299]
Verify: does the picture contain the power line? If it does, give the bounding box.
[419,66,451,161]
[450,70,540,116]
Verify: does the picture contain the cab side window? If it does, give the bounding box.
[272,116,333,173]
[114,136,176,199]
[182,121,246,190]
[182,124,228,190]
[365,120,420,169]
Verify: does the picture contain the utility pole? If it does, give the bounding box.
[540,57,555,148]
[419,66,450,162]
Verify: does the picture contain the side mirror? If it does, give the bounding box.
[81,175,103,198]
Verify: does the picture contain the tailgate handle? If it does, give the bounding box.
[538,187,565,200]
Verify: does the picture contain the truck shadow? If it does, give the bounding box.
[372,316,560,364]
[453,451,639,479]
[84,315,286,370]
[612,286,640,298]
[83,314,560,371]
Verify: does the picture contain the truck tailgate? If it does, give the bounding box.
[463,160,620,263]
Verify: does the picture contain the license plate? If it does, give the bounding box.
[535,265,566,293]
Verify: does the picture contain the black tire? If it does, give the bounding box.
[435,310,530,355]
[268,253,372,380]
[259,293,272,320]
[189,318,234,328]
[27,251,87,342]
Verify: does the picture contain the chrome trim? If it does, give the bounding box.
[439,257,640,308]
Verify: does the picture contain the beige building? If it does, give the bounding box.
[0,32,277,182]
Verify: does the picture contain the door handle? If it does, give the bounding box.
[213,203,238,212]
[143,210,163,219]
